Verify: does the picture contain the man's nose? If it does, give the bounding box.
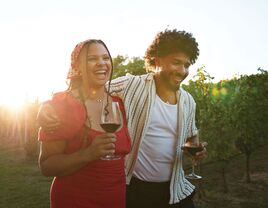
[177,64,187,73]
[176,65,189,77]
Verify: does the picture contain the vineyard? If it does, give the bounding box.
[0,66,267,207]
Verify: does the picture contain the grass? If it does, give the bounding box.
[0,140,52,208]
[0,139,267,208]
[193,144,268,208]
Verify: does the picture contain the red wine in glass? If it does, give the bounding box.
[182,132,203,179]
[183,146,204,156]
[100,123,120,133]
[100,101,121,160]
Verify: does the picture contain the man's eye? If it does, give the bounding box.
[185,63,190,69]
[173,61,182,66]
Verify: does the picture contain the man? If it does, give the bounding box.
[38,29,207,208]
[110,29,206,208]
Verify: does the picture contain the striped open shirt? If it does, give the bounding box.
[110,73,198,204]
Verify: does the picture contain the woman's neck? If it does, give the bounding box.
[87,86,106,101]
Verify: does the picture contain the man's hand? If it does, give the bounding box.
[181,141,208,165]
[37,102,60,132]
[193,141,208,164]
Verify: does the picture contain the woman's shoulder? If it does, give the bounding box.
[49,91,82,107]
[39,91,86,141]
[51,91,75,102]
[50,90,86,123]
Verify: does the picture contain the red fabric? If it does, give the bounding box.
[39,92,86,142]
[39,92,131,208]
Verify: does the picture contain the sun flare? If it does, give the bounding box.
[0,93,28,110]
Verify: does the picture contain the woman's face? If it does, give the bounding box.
[85,43,112,88]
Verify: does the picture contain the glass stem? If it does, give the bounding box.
[192,163,195,175]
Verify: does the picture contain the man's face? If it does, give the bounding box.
[156,52,191,91]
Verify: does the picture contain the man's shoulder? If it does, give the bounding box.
[180,87,196,104]
[111,73,153,85]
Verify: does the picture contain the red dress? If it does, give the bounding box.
[39,92,131,208]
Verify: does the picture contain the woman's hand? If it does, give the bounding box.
[80,133,117,162]
[39,133,117,177]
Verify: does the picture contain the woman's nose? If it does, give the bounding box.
[96,58,105,66]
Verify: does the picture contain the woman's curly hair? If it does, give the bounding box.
[145,29,199,72]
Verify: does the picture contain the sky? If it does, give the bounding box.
[0,0,267,107]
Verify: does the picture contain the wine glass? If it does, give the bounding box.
[100,101,121,160]
[182,131,204,179]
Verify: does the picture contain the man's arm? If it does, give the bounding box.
[37,102,61,132]
[38,75,133,132]
[108,74,133,98]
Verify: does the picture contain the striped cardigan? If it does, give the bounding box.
[110,73,198,204]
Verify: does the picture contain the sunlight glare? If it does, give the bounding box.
[0,92,28,110]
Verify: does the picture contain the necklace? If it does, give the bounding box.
[96,98,103,103]
[88,92,105,103]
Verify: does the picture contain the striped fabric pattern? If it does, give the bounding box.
[110,73,198,204]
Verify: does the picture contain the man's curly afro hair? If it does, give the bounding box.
[145,29,199,71]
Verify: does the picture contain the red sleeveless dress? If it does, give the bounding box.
[39,92,131,208]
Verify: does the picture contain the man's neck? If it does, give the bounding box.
[154,75,179,105]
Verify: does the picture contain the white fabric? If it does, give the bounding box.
[133,95,177,182]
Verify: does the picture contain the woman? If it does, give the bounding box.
[38,39,131,208]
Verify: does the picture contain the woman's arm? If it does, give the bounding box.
[39,133,116,177]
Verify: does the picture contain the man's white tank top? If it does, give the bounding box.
[133,95,178,182]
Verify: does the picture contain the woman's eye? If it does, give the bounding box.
[88,57,96,61]
[103,56,110,61]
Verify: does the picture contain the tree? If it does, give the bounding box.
[112,55,145,78]
[185,66,237,193]
[232,70,268,182]
[112,55,128,78]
